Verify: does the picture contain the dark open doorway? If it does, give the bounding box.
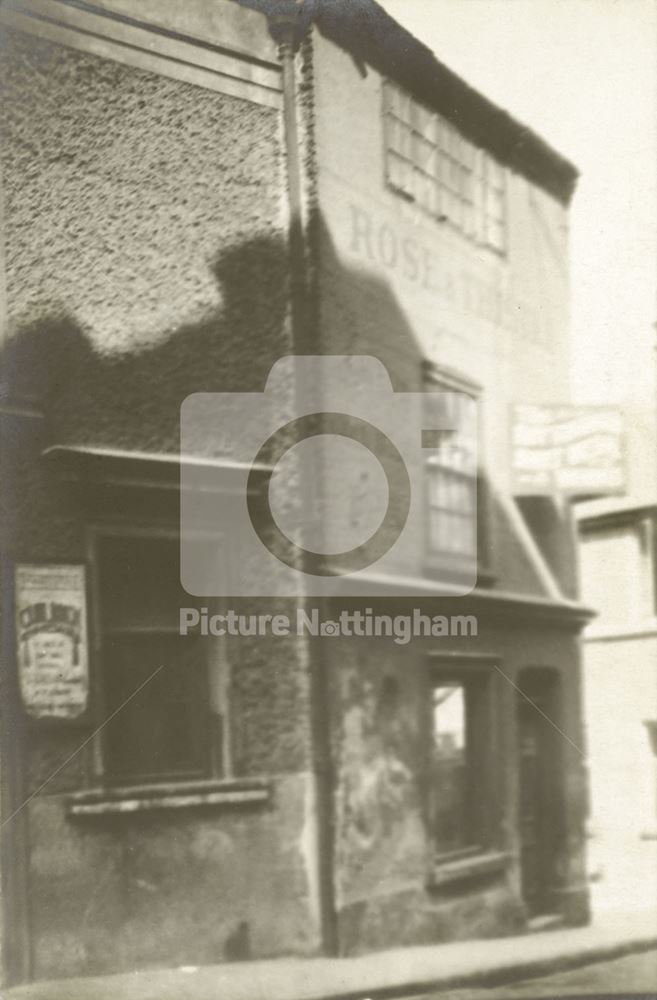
[516,668,565,918]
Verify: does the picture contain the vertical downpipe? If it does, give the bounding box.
[270,6,338,956]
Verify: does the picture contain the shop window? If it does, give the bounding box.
[382,80,506,252]
[431,676,488,854]
[94,531,223,785]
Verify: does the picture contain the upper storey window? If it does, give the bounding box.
[382,81,506,253]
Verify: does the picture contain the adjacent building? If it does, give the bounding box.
[578,500,657,912]
[0,0,591,986]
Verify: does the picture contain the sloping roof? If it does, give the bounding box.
[241,0,579,205]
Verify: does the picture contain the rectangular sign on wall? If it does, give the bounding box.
[512,404,625,498]
[15,564,90,720]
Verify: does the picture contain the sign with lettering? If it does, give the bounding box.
[512,405,625,497]
[15,564,89,720]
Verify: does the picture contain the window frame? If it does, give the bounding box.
[382,79,507,254]
[423,364,493,583]
[427,656,499,863]
[86,521,229,788]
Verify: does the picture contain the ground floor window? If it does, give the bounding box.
[93,530,225,785]
[430,670,490,855]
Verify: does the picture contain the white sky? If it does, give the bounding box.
[382,0,657,407]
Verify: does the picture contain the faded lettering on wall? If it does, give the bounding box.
[346,201,548,346]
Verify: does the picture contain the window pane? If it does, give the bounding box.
[451,514,475,555]
[103,633,209,782]
[99,535,184,629]
[426,406,477,557]
[486,154,504,189]
[432,685,469,851]
[99,535,212,629]
[97,534,216,785]
[388,152,413,194]
[382,80,397,114]
[410,100,433,138]
[387,118,410,157]
[383,85,506,247]
[413,134,436,174]
[429,510,447,550]
[414,171,434,212]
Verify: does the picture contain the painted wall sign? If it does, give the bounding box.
[320,167,557,354]
[512,405,625,497]
[15,564,89,720]
[347,202,543,337]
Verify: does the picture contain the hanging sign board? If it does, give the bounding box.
[512,404,625,498]
[15,564,89,720]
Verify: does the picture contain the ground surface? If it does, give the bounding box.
[414,949,657,999]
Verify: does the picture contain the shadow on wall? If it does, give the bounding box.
[1,214,557,597]
[2,233,291,453]
[0,215,563,977]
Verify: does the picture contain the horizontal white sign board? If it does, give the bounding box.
[512,404,624,498]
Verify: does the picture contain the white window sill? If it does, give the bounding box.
[66,778,271,817]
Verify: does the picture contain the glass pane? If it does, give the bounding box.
[450,155,461,192]
[429,509,449,551]
[451,514,472,555]
[434,685,465,749]
[387,118,410,156]
[461,138,476,171]
[432,685,469,851]
[415,172,433,212]
[99,535,215,630]
[451,193,463,229]
[427,178,441,217]
[103,633,209,782]
[382,80,397,114]
[437,149,450,187]
[414,134,436,173]
[100,535,189,629]
[387,152,413,193]
[486,154,504,189]
[428,469,443,506]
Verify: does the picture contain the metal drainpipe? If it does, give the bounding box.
[272,4,310,353]
[268,4,338,957]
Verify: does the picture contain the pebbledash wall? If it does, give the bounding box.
[0,0,591,986]
[0,0,321,984]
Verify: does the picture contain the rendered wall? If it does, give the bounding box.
[306,29,588,950]
[0,24,321,980]
[323,605,588,952]
[307,30,574,599]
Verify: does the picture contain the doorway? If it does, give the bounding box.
[516,668,564,917]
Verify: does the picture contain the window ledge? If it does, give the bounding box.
[427,850,512,889]
[66,778,271,817]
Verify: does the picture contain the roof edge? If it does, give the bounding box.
[239,0,579,205]
[312,0,579,205]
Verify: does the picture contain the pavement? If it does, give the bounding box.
[5,910,657,1000]
[413,949,657,999]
